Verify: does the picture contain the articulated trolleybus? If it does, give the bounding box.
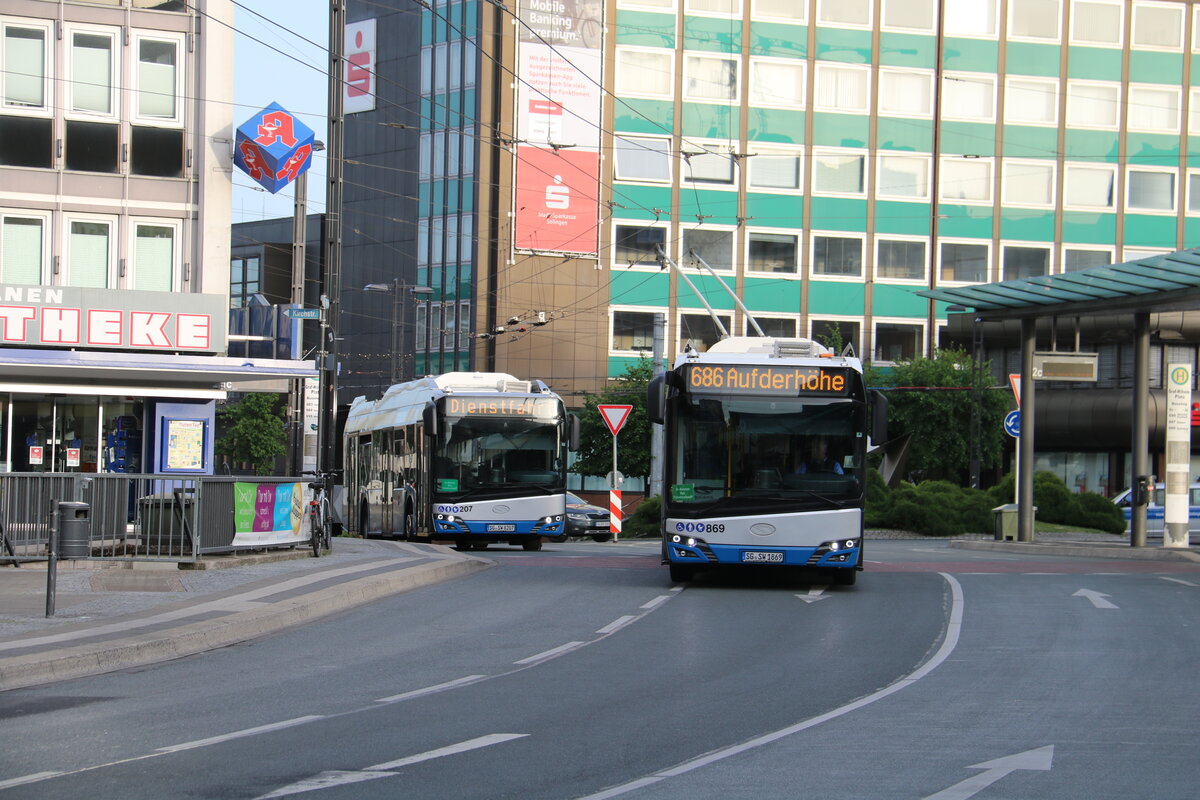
[648,337,887,584]
[345,372,577,550]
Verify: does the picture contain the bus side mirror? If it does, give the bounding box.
[568,414,581,452]
[869,389,888,445]
[422,402,437,438]
[647,374,665,424]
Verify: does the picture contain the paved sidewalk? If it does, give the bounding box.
[0,538,490,692]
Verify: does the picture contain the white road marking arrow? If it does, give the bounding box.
[255,734,529,798]
[1073,588,1119,609]
[795,587,829,603]
[922,745,1054,800]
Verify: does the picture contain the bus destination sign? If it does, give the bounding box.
[686,364,851,396]
[445,396,560,417]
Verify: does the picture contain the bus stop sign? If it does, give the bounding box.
[598,405,632,436]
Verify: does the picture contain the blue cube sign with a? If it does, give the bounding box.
[233,103,314,194]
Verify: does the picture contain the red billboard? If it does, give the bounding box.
[513,146,599,253]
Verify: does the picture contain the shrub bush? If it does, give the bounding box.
[867,477,993,536]
[623,495,662,538]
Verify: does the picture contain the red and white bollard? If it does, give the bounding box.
[609,489,621,543]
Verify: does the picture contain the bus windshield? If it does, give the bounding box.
[434,415,564,495]
[670,394,862,504]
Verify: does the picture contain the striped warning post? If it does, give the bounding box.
[609,489,621,542]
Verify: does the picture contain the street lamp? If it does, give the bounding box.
[364,281,434,386]
[949,305,984,489]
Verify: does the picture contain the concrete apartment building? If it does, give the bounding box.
[336,0,1200,494]
[0,0,311,476]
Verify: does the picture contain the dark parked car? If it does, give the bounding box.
[566,492,612,542]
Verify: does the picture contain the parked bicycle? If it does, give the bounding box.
[308,479,331,557]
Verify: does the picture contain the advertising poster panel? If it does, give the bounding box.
[514,0,603,255]
[232,482,306,547]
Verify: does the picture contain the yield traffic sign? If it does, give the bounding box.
[598,404,632,436]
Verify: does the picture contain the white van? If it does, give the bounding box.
[1111,483,1200,534]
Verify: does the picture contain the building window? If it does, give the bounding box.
[813,150,866,195]
[817,0,871,26]
[942,73,996,121]
[1067,81,1120,128]
[1071,0,1122,46]
[755,316,798,338]
[1005,78,1058,126]
[1002,161,1055,207]
[878,69,933,117]
[1064,247,1112,270]
[882,0,936,31]
[133,222,176,292]
[812,319,860,355]
[748,150,802,191]
[750,58,805,108]
[1064,164,1115,208]
[616,48,673,98]
[614,224,665,267]
[416,303,428,349]
[679,312,731,353]
[747,231,798,274]
[682,227,735,272]
[135,37,180,122]
[940,157,993,203]
[874,322,922,363]
[813,235,863,278]
[815,64,870,113]
[1127,85,1180,132]
[230,256,261,308]
[613,310,658,352]
[682,147,736,186]
[945,0,998,37]
[1190,88,1200,134]
[1189,172,1200,213]
[614,136,671,182]
[686,0,741,13]
[876,238,926,281]
[3,22,49,111]
[752,0,804,21]
[457,300,471,351]
[67,218,113,288]
[684,54,738,103]
[1,213,47,285]
[1008,0,1061,40]
[1132,1,1183,50]
[1003,245,1050,280]
[877,154,930,199]
[940,241,989,283]
[1127,168,1176,212]
[69,30,116,116]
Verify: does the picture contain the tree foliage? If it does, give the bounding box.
[866,347,1012,484]
[572,359,654,481]
[216,393,287,476]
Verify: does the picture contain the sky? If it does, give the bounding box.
[232,2,329,225]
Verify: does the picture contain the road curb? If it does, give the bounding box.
[0,555,491,692]
[949,539,1200,563]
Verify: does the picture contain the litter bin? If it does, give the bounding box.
[57,500,91,558]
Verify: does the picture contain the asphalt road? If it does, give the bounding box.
[2,540,1199,799]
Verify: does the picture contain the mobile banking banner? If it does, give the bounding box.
[232,482,305,546]
[514,0,602,255]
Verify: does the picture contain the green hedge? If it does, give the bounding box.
[867,470,1125,536]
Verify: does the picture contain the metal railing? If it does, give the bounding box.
[0,473,308,564]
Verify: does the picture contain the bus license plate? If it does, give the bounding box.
[742,551,783,563]
[487,524,516,532]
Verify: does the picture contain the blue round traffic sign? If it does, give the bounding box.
[1004,409,1020,438]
